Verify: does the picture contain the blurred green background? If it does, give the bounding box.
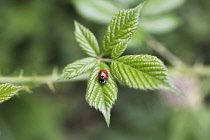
[1,0,210,140]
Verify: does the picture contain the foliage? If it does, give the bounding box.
[101,4,142,55]
[59,2,181,126]
[58,57,97,80]
[0,83,24,104]
[86,63,117,126]
[1,0,210,139]
[74,21,100,57]
[72,0,185,33]
[110,55,180,94]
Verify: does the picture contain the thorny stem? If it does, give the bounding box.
[0,44,208,87]
[1,66,210,91]
[1,66,210,84]
[0,72,89,85]
[0,56,113,86]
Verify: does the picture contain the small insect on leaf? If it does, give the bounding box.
[86,63,118,127]
[98,70,108,85]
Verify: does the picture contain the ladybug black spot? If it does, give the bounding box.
[99,78,106,85]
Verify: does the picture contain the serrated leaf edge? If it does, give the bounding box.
[58,57,97,80]
[111,55,181,94]
[101,3,145,55]
[0,83,24,104]
[74,21,100,57]
[86,63,118,127]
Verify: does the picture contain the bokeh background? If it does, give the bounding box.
[1,0,210,140]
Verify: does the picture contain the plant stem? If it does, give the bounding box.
[1,66,210,87]
[0,57,112,86]
[146,35,186,67]
[100,58,113,62]
[0,73,89,85]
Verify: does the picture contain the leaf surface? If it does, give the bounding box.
[111,55,181,94]
[110,41,127,59]
[59,57,97,80]
[141,14,180,34]
[86,63,118,126]
[0,83,24,104]
[75,21,100,57]
[142,0,185,16]
[72,0,121,24]
[101,3,145,55]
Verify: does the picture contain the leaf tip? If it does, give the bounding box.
[74,20,80,30]
[106,120,110,128]
[170,86,183,95]
[103,111,111,127]
[74,20,78,25]
[165,82,183,95]
[135,1,146,13]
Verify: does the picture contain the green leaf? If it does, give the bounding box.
[110,41,127,59]
[129,27,145,47]
[142,0,185,16]
[59,57,97,80]
[110,55,181,94]
[72,0,122,24]
[101,3,145,55]
[75,21,100,57]
[0,83,24,104]
[86,63,118,127]
[141,14,180,34]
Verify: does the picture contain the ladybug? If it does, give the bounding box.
[98,70,108,85]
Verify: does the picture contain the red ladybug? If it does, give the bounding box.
[98,70,108,85]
